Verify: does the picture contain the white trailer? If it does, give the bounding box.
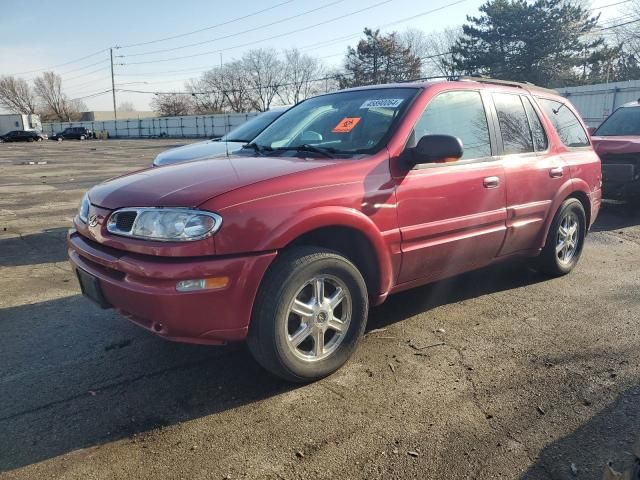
[0,114,42,135]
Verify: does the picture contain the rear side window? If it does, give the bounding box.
[523,97,548,151]
[493,93,534,154]
[537,98,589,147]
[413,90,491,160]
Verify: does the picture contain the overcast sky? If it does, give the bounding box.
[0,0,624,112]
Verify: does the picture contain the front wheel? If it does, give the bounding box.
[247,247,369,382]
[536,198,586,276]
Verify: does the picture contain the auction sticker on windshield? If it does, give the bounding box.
[332,117,361,133]
[360,99,404,109]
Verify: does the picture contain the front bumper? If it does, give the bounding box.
[68,230,276,344]
[602,162,640,198]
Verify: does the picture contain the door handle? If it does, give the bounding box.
[483,176,500,188]
[549,166,564,178]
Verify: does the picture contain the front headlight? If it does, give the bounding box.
[106,208,222,241]
[78,193,90,223]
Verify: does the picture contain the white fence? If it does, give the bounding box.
[41,112,260,139]
[557,80,640,128]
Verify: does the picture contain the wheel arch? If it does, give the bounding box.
[539,180,592,249]
[259,207,395,301]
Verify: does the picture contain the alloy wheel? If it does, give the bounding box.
[556,211,579,264]
[285,275,352,362]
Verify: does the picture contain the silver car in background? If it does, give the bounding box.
[152,106,290,167]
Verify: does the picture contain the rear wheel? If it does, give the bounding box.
[247,247,369,382]
[536,198,586,276]
[80,135,86,140]
[27,137,34,143]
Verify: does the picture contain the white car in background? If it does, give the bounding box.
[152,106,291,167]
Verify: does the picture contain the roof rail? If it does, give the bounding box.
[458,74,558,94]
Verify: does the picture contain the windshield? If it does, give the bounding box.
[221,109,284,142]
[595,106,640,136]
[246,88,419,156]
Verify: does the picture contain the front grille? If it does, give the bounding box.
[114,211,137,232]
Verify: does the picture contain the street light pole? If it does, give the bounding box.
[110,48,117,121]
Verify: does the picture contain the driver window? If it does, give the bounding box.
[412,90,492,160]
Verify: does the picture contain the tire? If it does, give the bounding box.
[536,198,586,276]
[247,247,369,383]
[27,137,34,142]
[80,135,86,140]
[37,137,42,142]
[57,137,63,142]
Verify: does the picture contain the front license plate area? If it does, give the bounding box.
[76,268,112,309]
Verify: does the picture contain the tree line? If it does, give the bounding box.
[2,0,639,118]
[0,72,88,121]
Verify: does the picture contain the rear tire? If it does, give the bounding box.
[27,137,34,143]
[247,247,369,383]
[536,198,586,276]
[80,135,86,140]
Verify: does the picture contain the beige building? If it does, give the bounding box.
[79,111,158,121]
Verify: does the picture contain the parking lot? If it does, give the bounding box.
[0,139,638,479]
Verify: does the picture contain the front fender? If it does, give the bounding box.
[259,206,396,297]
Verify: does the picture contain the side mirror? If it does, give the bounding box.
[409,134,464,165]
[300,131,323,143]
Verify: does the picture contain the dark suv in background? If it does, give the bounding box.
[0,130,48,142]
[591,100,640,200]
[51,127,92,141]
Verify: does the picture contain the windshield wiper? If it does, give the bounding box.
[242,142,273,155]
[274,144,337,158]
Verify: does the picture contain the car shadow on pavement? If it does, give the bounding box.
[592,200,640,232]
[0,258,553,472]
[520,385,640,479]
[0,295,294,472]
[0,227,69,267]
[367,260,547,332]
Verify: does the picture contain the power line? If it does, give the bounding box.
[118,0,347,58]
[119,0,394,66]
[69,90,113,102]
[6,48,108,76]
[116,0,296,49]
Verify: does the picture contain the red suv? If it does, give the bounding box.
[68,78,601,382]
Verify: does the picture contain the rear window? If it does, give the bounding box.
[594,106,640,136]
[537,98,589,147]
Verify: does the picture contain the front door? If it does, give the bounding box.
[394,89,507,285]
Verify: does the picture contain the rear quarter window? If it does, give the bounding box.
[537,98,589,148]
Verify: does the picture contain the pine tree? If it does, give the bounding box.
[338,29,422,88]
[452,0,605,86]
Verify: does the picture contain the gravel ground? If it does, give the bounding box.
[0,139,638,480]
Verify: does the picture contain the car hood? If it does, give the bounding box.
[152,139,245,166]
[90,154,339,210]
[591,136,640,156]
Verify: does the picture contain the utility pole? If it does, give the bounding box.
[110,48,117,121]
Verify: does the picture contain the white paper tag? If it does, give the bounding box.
[360,98,404,109]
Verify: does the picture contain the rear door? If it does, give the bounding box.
[491,92,566,256]
[394,89,507,284]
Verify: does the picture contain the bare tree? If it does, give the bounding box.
[34,72,75,121]
[278,49,325,105]
[150,93,194,116]
[118,101,136,112]
[186,70,226,113]
[423,27,463,78]
[0,76,38,114]
[242,48,284,111]
[219,60,252,112]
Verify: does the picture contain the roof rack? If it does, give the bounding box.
[458,74,558,94]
